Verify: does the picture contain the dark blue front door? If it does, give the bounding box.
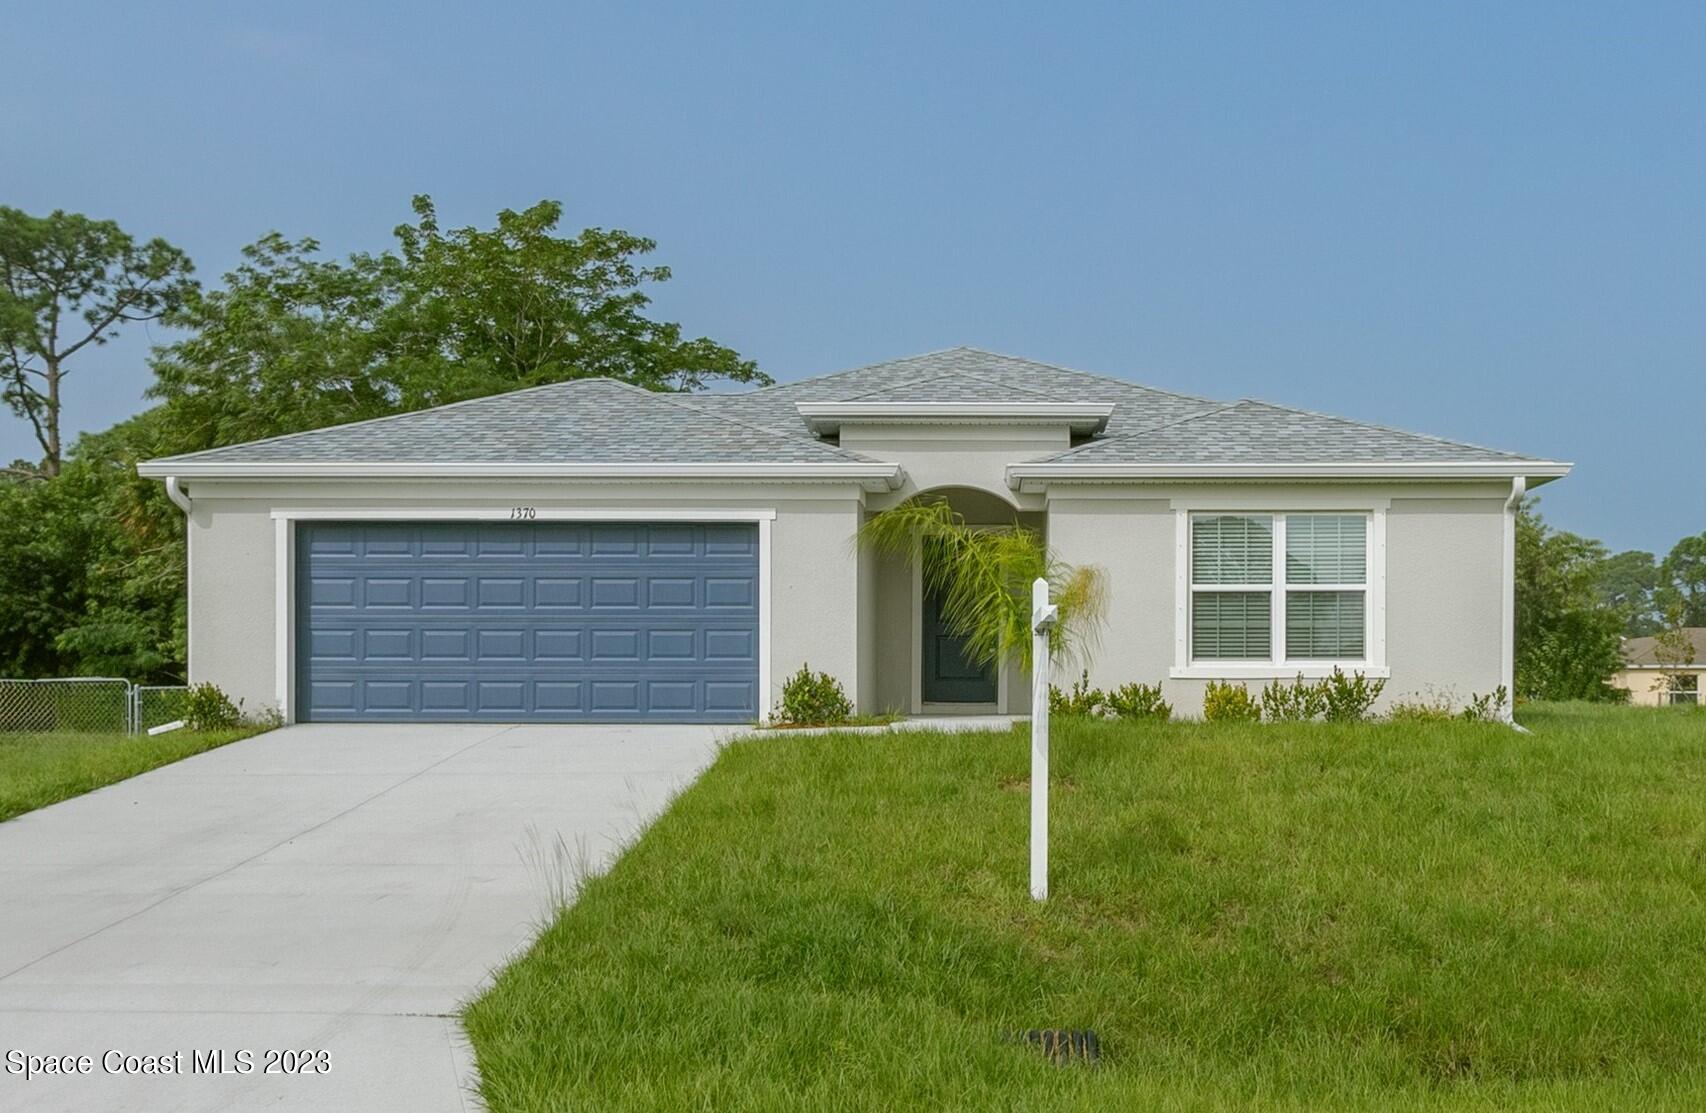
[296,521,759,722]
[920,582,997,704]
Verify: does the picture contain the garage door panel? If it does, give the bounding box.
[298,522,759,722]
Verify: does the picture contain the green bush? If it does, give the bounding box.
[774,664,853,726]
[1260,674,1327,722]
[183,682,242,731]
[1322,668,1386,722]
[1202,680,1260,723]
[1048,670,1105,717]
[1104,681,1170,721]
[1461,686,1510,723]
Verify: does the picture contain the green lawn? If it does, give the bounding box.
[0,727,266,822]
[465,703,1706,1111]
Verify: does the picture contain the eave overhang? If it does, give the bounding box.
[136,460,906,492]
[1005,459,1574,493]
[796,401,1114,436]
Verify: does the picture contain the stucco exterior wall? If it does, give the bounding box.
[844,423,1059,512]
[1383,496,1505,705]
[1613,668,1706,706]
[1046,484,1510,717]
[179,467,1519,724]
[182,479,867,721]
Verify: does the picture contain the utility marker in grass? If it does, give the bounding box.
[1030,577,1058,901]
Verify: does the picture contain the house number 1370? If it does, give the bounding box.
[509,507,537,520]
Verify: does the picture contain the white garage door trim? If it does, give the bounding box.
[270,507,775,725]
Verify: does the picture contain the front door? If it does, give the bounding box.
[921,581,998,704]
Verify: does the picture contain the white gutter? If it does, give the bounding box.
[164,475,192,514]
[136,460,906,492]
[1006,459,1573,490]
[1500,475,1527,719]
[797,402,1114,436]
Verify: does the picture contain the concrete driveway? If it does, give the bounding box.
[0,723,726,1112]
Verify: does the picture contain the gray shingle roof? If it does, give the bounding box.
[695,348,1220,436]
[147,378,876,465]
[142,346,1560,473]
[841,371,1054,402]
[1621,629,1706,668]
[1035,399,1535,465]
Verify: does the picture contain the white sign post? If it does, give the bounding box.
[1030,577,1058,901]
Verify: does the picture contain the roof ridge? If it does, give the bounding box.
[1235,397,1529,460]
[595,376,873,463]
[149,376,615,464]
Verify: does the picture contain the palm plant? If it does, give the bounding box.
[858,498,1106,673]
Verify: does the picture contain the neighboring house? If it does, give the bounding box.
[1613,630,1706,706]
[137,348,1570,723]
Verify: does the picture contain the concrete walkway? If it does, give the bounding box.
[0,723,726,1112]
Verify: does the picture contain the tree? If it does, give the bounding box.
[0,208,195,476]
[386,196,764,396]
[1514,498,1625,701]
[859,498,1106,673]
[149,196,766,451]
[1658,532,1706,628]
[1595,549,1661,636]
[1650,600,1696,705]
[0,410,185,679]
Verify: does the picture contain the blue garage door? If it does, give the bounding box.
[296,521,760,722]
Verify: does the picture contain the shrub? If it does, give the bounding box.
[775,664,853,725]
[1388,694,1455,723]
[1105,682,1171,721]
[1048,670,1106,717]
[1461,686,1510,723]
[1203,680,1260,723]
[183,682,242,731]
[1321,668,1386,723]
[1260,675,1327,722]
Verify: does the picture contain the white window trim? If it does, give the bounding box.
[269,507,775,725]
[1170,504,1388,680]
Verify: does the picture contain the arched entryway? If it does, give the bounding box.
[863,486,1045,715]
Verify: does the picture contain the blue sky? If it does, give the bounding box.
[6,2,1702,555]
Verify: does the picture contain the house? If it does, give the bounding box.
[1613,630,1705,706]
[136,348,1570,723]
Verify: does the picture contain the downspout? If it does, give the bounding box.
[164,477,193,686]
[1501,476,1526,726]
[164,475,192,514]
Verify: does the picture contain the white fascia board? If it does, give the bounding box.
[797,402,1114,436]
[137,460,906,491]
[1007,459,1573,491]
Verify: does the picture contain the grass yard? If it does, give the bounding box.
[0,727,266,822]
[465,703,1706,1111]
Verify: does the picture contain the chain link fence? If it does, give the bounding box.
[134,685,192,732]
[0,679,191,735]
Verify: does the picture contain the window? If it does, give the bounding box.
[1667,675,1699,706]
[1189,512,1372,666]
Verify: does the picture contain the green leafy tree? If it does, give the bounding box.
[859,498,1106,673]
[150,196,766,450]
[1658,533,1706,628]
[0,410,185,678]
[0,207,195,475]
[1595,549,1661,636]
[1650,600,1696,704]
[1514,499,1624,701]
